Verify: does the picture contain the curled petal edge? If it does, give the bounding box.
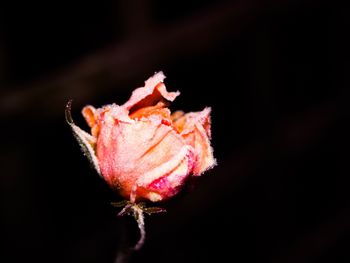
[123,71,180,111]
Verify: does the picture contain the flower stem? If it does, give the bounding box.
[111,200,166,257]
[132,205,146,251]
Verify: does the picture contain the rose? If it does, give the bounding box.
[67,72,215,203]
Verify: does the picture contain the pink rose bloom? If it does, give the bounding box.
[67,72,215,202]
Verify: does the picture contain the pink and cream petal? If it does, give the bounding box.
[141,151,194,202]
[177,107,216,175]
[179,107,212,137]
[136,145,192,188]
[182,122,216,175]
[123,72,180,111]
[96,114,190,201]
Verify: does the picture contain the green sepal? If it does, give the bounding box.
[65,100,101,176]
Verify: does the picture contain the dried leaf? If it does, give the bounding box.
[143,207,167,215]
[111,200,130,208]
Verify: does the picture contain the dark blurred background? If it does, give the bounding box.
[0,0,349,262]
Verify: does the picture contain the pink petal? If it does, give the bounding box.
[175,107,216,175]
[96,111,192,201]
[123,72,180,112]
[142,149,195,201]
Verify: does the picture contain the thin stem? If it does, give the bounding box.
[113,201,165,262]
[132,205,146,251]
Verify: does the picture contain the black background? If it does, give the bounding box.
[1,0,349,262]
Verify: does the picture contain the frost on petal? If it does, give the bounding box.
[138,148,195,202]
[174,107,216,175]
[123,71,180,112]
[107,104,134,123]
[96,114,191,201]
[83,104,134,137]
[134,145,193,201]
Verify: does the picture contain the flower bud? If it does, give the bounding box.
[67,72,216,202]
